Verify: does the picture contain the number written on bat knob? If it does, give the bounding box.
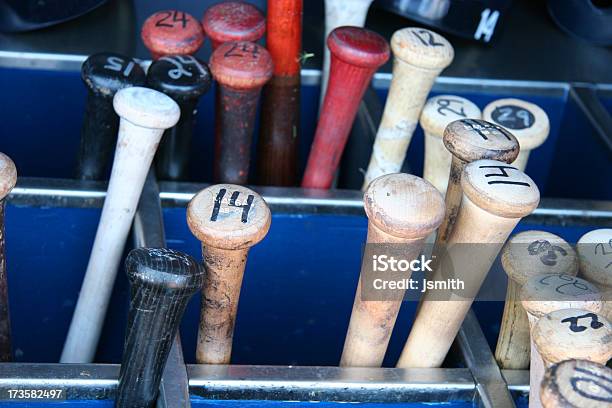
[538,274,594,295]
[224,43,261,59]
[103,56,136,77]
[528,239,568,266]
[436,98,468,117]
[412,29,444,47]
[155,10,189,28]
[561,313,605,333]
[460,119,513,141]
[491,105,535,130]
[570,366,612,402]
[210,188,255,223]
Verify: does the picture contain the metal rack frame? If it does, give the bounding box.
[2,176,611,407]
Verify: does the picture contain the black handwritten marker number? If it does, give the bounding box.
[491,105,535,130]
[561,313,605,333]
[479,165,530,187]
[538,274,592,295]
[461,119,511,141]
[412,29,444,47]
[436,99,467,117]
[210,189,255,224]
[155,11,188,29]
[527,239,567,266]
[570,367,612,402]
[594,238,612,270]
[224,43,260,59]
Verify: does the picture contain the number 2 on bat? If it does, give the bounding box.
[155,11,188,28]
[413,29,443,47]
[497,107,532,127]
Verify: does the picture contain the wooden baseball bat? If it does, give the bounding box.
[520,273,604,408]
[483,98,550,171]
[420,95,481,194]
[61,87,180,363]
[533,309,612,408]
[0,153,16,362]
[141,10,204,60]
[115,248,203,408]
[577,229,612,322]
[76,53,146,181]
[202,1,266,50]
[187,184,271,364]
[340,173,445,367]
[302,27,389,189]
[435,119,519,246]
[541,359,612,408]
[147,55,212,181]
[396,159,540,368]
[210,41,273,184]
[320,0,374,109]
[257,0,302,186]
[362,28,454,190]
[495,231,578,369]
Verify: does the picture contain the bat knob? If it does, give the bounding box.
[113,87,180,130]
[520,273,603,319]
[81,53,146,98]
[125,247,204,294]
[147,55,212,102]
[420,95,482,137]
[533,308,612,365]
[141,10,204,59]
[461,159,540,218]
[443,119,520,164]
[210,41,273,90]
[364,173,444,240]
[202,1,265,49]
[541,359,612,408]
[0,153,17,201]
[577,229,612,288]
[187,184,271,250]
[390,27,454,70]
[501,231,578,286]
[483,98,550,151]
[327,26,390,69]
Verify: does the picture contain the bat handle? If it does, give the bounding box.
[155,101,197,180]
[76,93,118,180]
[115,248,203,408]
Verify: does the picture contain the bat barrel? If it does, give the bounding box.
[341,173,444,367]
[202,1,266,50]
[0,153,16,362]
[61,87,180,363]
[257,0,303,186]
[76,53,146,181]
[187,184,271,364]
[495,231,578,369]
[397,159,540,368]
[362,27,454,190]
[116,247,203,408]
[141,10,204,60]
[436,119,519,245]
[147,55,212,180]
[210,41,273,184]
[302,26,389,189]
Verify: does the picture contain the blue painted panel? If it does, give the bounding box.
[2,66,610,199]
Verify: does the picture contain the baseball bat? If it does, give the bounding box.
[76,53,146,181]
[483,98,550,171]
[541,359,612,408]
[202,1,265,51]
[496,231,578,369]
[420,95,481,194]
[115,248,203,408]
[520,273,604,408]
[533,309,612,408]
[362,27,454,190]
[319,0,374,109]
[302,26,389,189]
[257,0,302,186]
[340,173,444,367]
[0,153,16,362]
[577,229,612,322]
[396,159,540,368]
[141,10,204,60]
[187,184,271,364]
[435,119,519,246]
[61,87,180,363]
[147,55,212,181]
[210,41,273,184]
